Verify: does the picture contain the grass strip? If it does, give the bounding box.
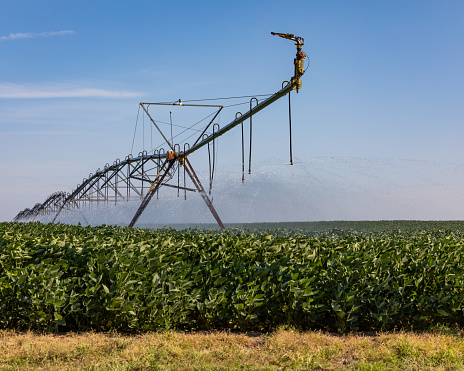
[1,329,464,370]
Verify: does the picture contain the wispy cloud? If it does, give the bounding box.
[3,131,94,136]
[0,82,140,99]
[1,30,76,41]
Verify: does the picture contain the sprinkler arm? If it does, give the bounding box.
[271,32,307,92]
[271,32,304,46]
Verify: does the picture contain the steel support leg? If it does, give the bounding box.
[73,199,90,225]
[184,158,225,229]
[51,197,70,223]
[51,198,89,225]
[129,159,174,227]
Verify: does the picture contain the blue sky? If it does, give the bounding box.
[1,0,464,222]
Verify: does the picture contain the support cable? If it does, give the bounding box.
[170,111,173,148]
[150,109,219,152]
[131,105,141,154]
[143,106,145,151]
[181,93,273,103]
[150,119,205,133]
[149,101,258,153]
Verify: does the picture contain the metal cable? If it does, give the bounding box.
[130,105,141,154]
[147,100,255,153]
[181,93,273,103]
[150,110,219,152]
[151,119,204,132]
[142,107,145,151]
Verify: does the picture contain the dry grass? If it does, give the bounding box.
[1,328,464,370]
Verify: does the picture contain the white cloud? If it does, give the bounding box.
[2,131,94,136]
[0,82,140,99]
[1,30,77,41]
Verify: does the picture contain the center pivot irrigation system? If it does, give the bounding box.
[14,32,307,228]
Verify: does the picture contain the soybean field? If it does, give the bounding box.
[1,221,464,333]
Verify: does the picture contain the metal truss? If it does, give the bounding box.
[13,192,69,221]
[14,32,307,228]
[14,82,300,228]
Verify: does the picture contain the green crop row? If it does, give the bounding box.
[1,222,464,332]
